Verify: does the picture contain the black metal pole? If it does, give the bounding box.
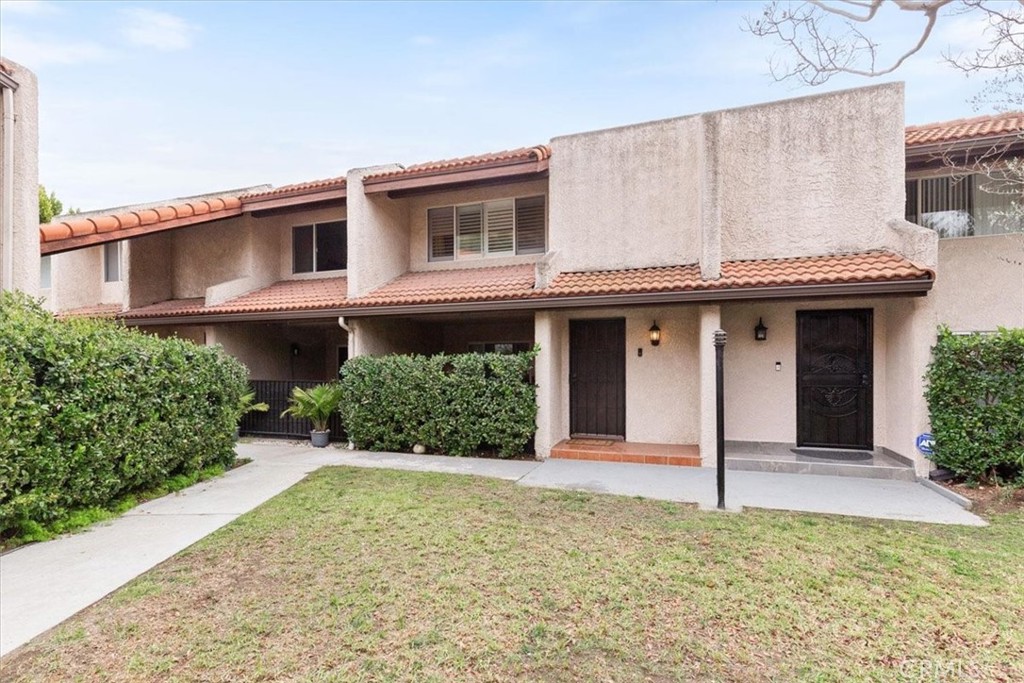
[714,329,727,510]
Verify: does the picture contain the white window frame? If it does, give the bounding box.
[428,194,547,262]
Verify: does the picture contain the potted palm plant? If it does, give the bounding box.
[281,383,344,447]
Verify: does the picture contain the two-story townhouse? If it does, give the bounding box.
[335,83,938,476]
[38,82,1022,477]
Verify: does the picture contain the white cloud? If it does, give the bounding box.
[0,28,112,67]
[119,8,198,51]
[0,0,59,16]
[411,35,437,47]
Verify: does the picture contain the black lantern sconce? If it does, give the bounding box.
[754,317,768,342]
[649,321,661,347]
[290,343,301,357]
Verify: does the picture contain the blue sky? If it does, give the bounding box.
[0,0,993,211]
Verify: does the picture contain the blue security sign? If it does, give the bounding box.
[916,433,935,456]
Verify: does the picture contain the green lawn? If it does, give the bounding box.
[5,468,1023,682]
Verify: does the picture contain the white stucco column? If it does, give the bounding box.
[534,310,562,459]
[698,304,722,466]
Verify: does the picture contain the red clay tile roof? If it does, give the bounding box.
[40,197,243,247]
[120,277,348,320]
[240,176,347,199]
[345,265,536,307]
[544,251,931,297]
[362,146,552,182]
[343,252,931,310]
[905,111,1023,147]
[58,303,123,319]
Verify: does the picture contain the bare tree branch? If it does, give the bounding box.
[745,0,955,84]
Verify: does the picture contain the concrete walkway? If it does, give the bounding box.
[0,441,984,656]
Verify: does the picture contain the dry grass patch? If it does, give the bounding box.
[3,467,1023,682]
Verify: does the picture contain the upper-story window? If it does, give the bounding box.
[905,172,1023,238]
[103,242,121,283]
[428,195,546,262]
[293,221,347,273]
[40,255,52,289]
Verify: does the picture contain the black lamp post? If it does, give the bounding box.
[714,329,727,510]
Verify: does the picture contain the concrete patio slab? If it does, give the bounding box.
[516,459,987,527]
[0,441,985,658]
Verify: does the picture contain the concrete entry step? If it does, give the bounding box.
[725,441,916,481]
[550,439,701,467]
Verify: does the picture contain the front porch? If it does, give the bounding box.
[725,440,916,481]
[550,439,701,467]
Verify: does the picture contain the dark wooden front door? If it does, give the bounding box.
[570,318,626,439]
[797,309,873,449]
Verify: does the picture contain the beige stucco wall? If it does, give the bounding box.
[207,322,346,382]
[350,316,438,357]
[718,296,935,473]
[882,296,937,475]
[439,318,534,353]
[405,179,548,272]
[718,84,906,262]
[147,324,206,346]
[45,245,123,311]
[170,216,252,299]
[549,115,704,273]
[720,299,891,447]
[533,305,701,457]
[346,166,408,298]
[934,233,1024,331]
[121,204,348,309]
[126,233,171,308]
[0,59,39,295]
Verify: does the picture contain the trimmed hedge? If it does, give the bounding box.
[340,349,538,457]
[925,326,1024,482]
[0,292,249,537]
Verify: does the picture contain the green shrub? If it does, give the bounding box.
[340,349,538,457]
[925,326,1024,482]
[0,292,249,537]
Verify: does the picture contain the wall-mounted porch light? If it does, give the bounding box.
[649,321,661,347]
[754,317,768,342]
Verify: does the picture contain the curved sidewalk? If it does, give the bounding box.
[0,441,983,656]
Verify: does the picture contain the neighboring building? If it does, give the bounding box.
[38,83,1023,477]
[0,58,39,295]
[904,112,1024,333]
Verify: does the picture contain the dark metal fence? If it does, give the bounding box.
[240,379,346,441]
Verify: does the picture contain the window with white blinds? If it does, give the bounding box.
[428,195,546,261]
[905,172,1023,238]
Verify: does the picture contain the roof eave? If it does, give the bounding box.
[362,158,550,195]
[241,186,347,212]
[121,307,346,325]
[335,277,934,318]
[905,134,1024,159]
[40,208,245,255]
